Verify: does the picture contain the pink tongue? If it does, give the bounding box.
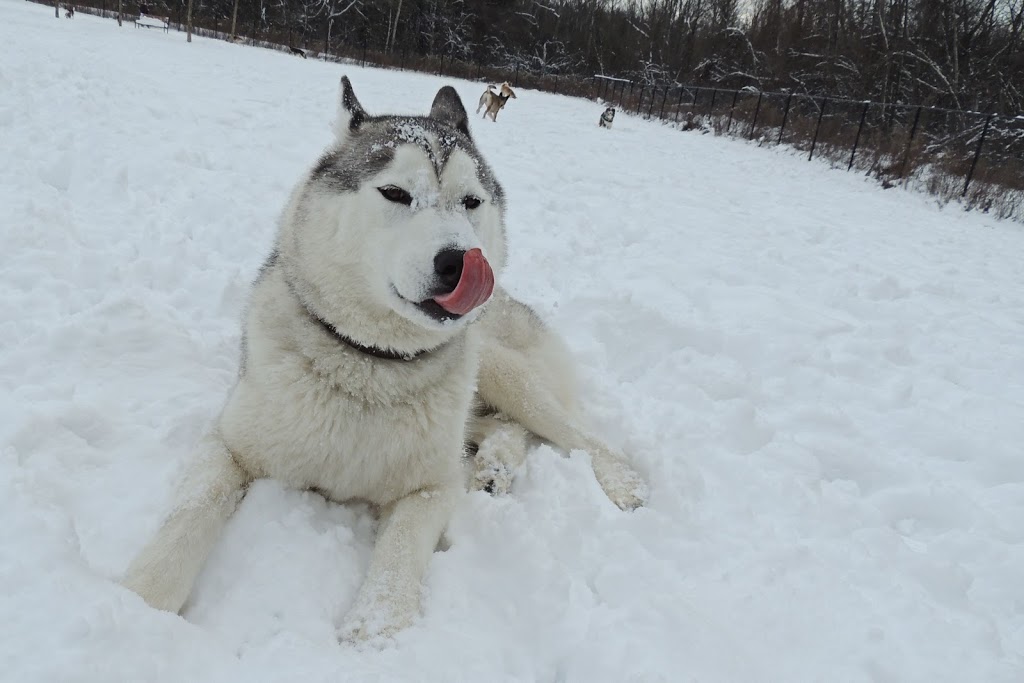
[433,248,495,315]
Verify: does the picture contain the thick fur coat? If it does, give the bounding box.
[122,77,646,641]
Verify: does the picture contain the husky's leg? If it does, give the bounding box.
[122,432,250,613]
[467,414,529,495]
[478,347,647,510]
[339,485,459,641]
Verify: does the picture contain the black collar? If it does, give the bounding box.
[290,283,438,362]
[307,308,434,361]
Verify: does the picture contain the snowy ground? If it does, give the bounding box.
[2,2,1024,681]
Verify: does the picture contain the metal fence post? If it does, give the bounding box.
[647,86,658,118]
[514,63,519,87]
[659,87,670,120]
[848,100,870,170]
[725,89,740,134]
[778,92,793,144]
[898,105,923,181]
[674,87,686,122]
[636,85,645,114]
[808,97,828,161]
[963,113,995,198]
[708,88,717,116]
[748,91,763,140]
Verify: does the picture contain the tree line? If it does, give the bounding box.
[76,0,1024,115]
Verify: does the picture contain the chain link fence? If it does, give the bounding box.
[593,77,1023,221]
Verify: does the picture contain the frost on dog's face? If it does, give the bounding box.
[296,77,507,334]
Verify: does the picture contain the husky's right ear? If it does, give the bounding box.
[333,75,367,144]
[429,86,471,137]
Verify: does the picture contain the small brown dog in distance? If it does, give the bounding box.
[476,82,517,122]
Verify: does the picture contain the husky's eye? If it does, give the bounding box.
[378,186,412,205]
[462,195,483,210]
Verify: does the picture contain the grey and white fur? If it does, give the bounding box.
[121,76,647,642]
[599,106,616,129]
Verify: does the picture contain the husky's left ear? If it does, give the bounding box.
[430,86,470,137]
[333,75,367,144]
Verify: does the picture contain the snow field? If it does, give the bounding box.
[1,2,1023,681]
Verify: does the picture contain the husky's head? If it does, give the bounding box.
[603,107,616,120]
[278,76,506,356]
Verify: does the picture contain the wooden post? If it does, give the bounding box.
[848,101,871,170]
[808,97,828,161]
[778,92,794,144]
[748,91,763,139]
[725,89,739,134]
[898,106,923,182]
[962,114,994,198]
[673,87,686,122]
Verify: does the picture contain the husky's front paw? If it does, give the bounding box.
[469,422,525,496]
[472,461,513,496]
[122,558,190,614]
[338,597,416,644]
[595,459,649,511]
[338,614,404,644]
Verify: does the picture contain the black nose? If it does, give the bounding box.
[434,248,465,293]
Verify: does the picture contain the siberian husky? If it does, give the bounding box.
[121,76,646,641]
[599,106,616,129]
[476,82,516,122]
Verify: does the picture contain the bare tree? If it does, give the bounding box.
[230,0,240,39]
[383,0,404,53]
